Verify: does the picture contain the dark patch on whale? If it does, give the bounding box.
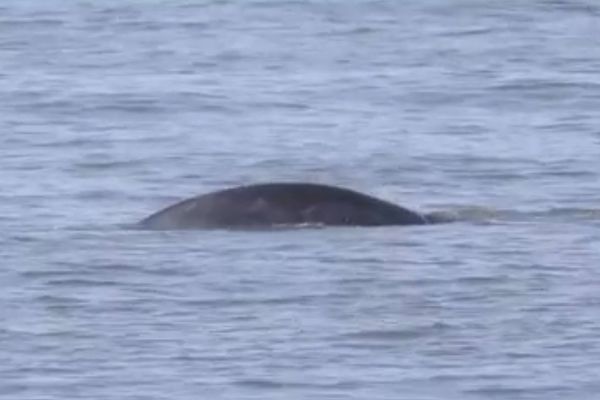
[138,182,450,230]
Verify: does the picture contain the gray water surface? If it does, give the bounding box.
[2,1,600,399]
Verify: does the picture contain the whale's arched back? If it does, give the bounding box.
[139,183,434,230]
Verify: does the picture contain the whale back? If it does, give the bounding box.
[139,183,429,229]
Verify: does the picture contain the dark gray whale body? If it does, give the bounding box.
[139,183,444,230]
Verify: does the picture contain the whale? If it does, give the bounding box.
[138,182,449,230]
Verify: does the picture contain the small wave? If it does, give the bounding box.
[235,378,357,390]
[44,278,120,287]
[72,158,146,170]
[441,27,495,37]
[428,206,600,224]
[235,379,288,389]
[319,26,378,37]
[489,207,600,223]
[341,322,453,342]
[537,207,600,220]
[432,206,503,223]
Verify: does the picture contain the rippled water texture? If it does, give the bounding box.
[2,1,600,399]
